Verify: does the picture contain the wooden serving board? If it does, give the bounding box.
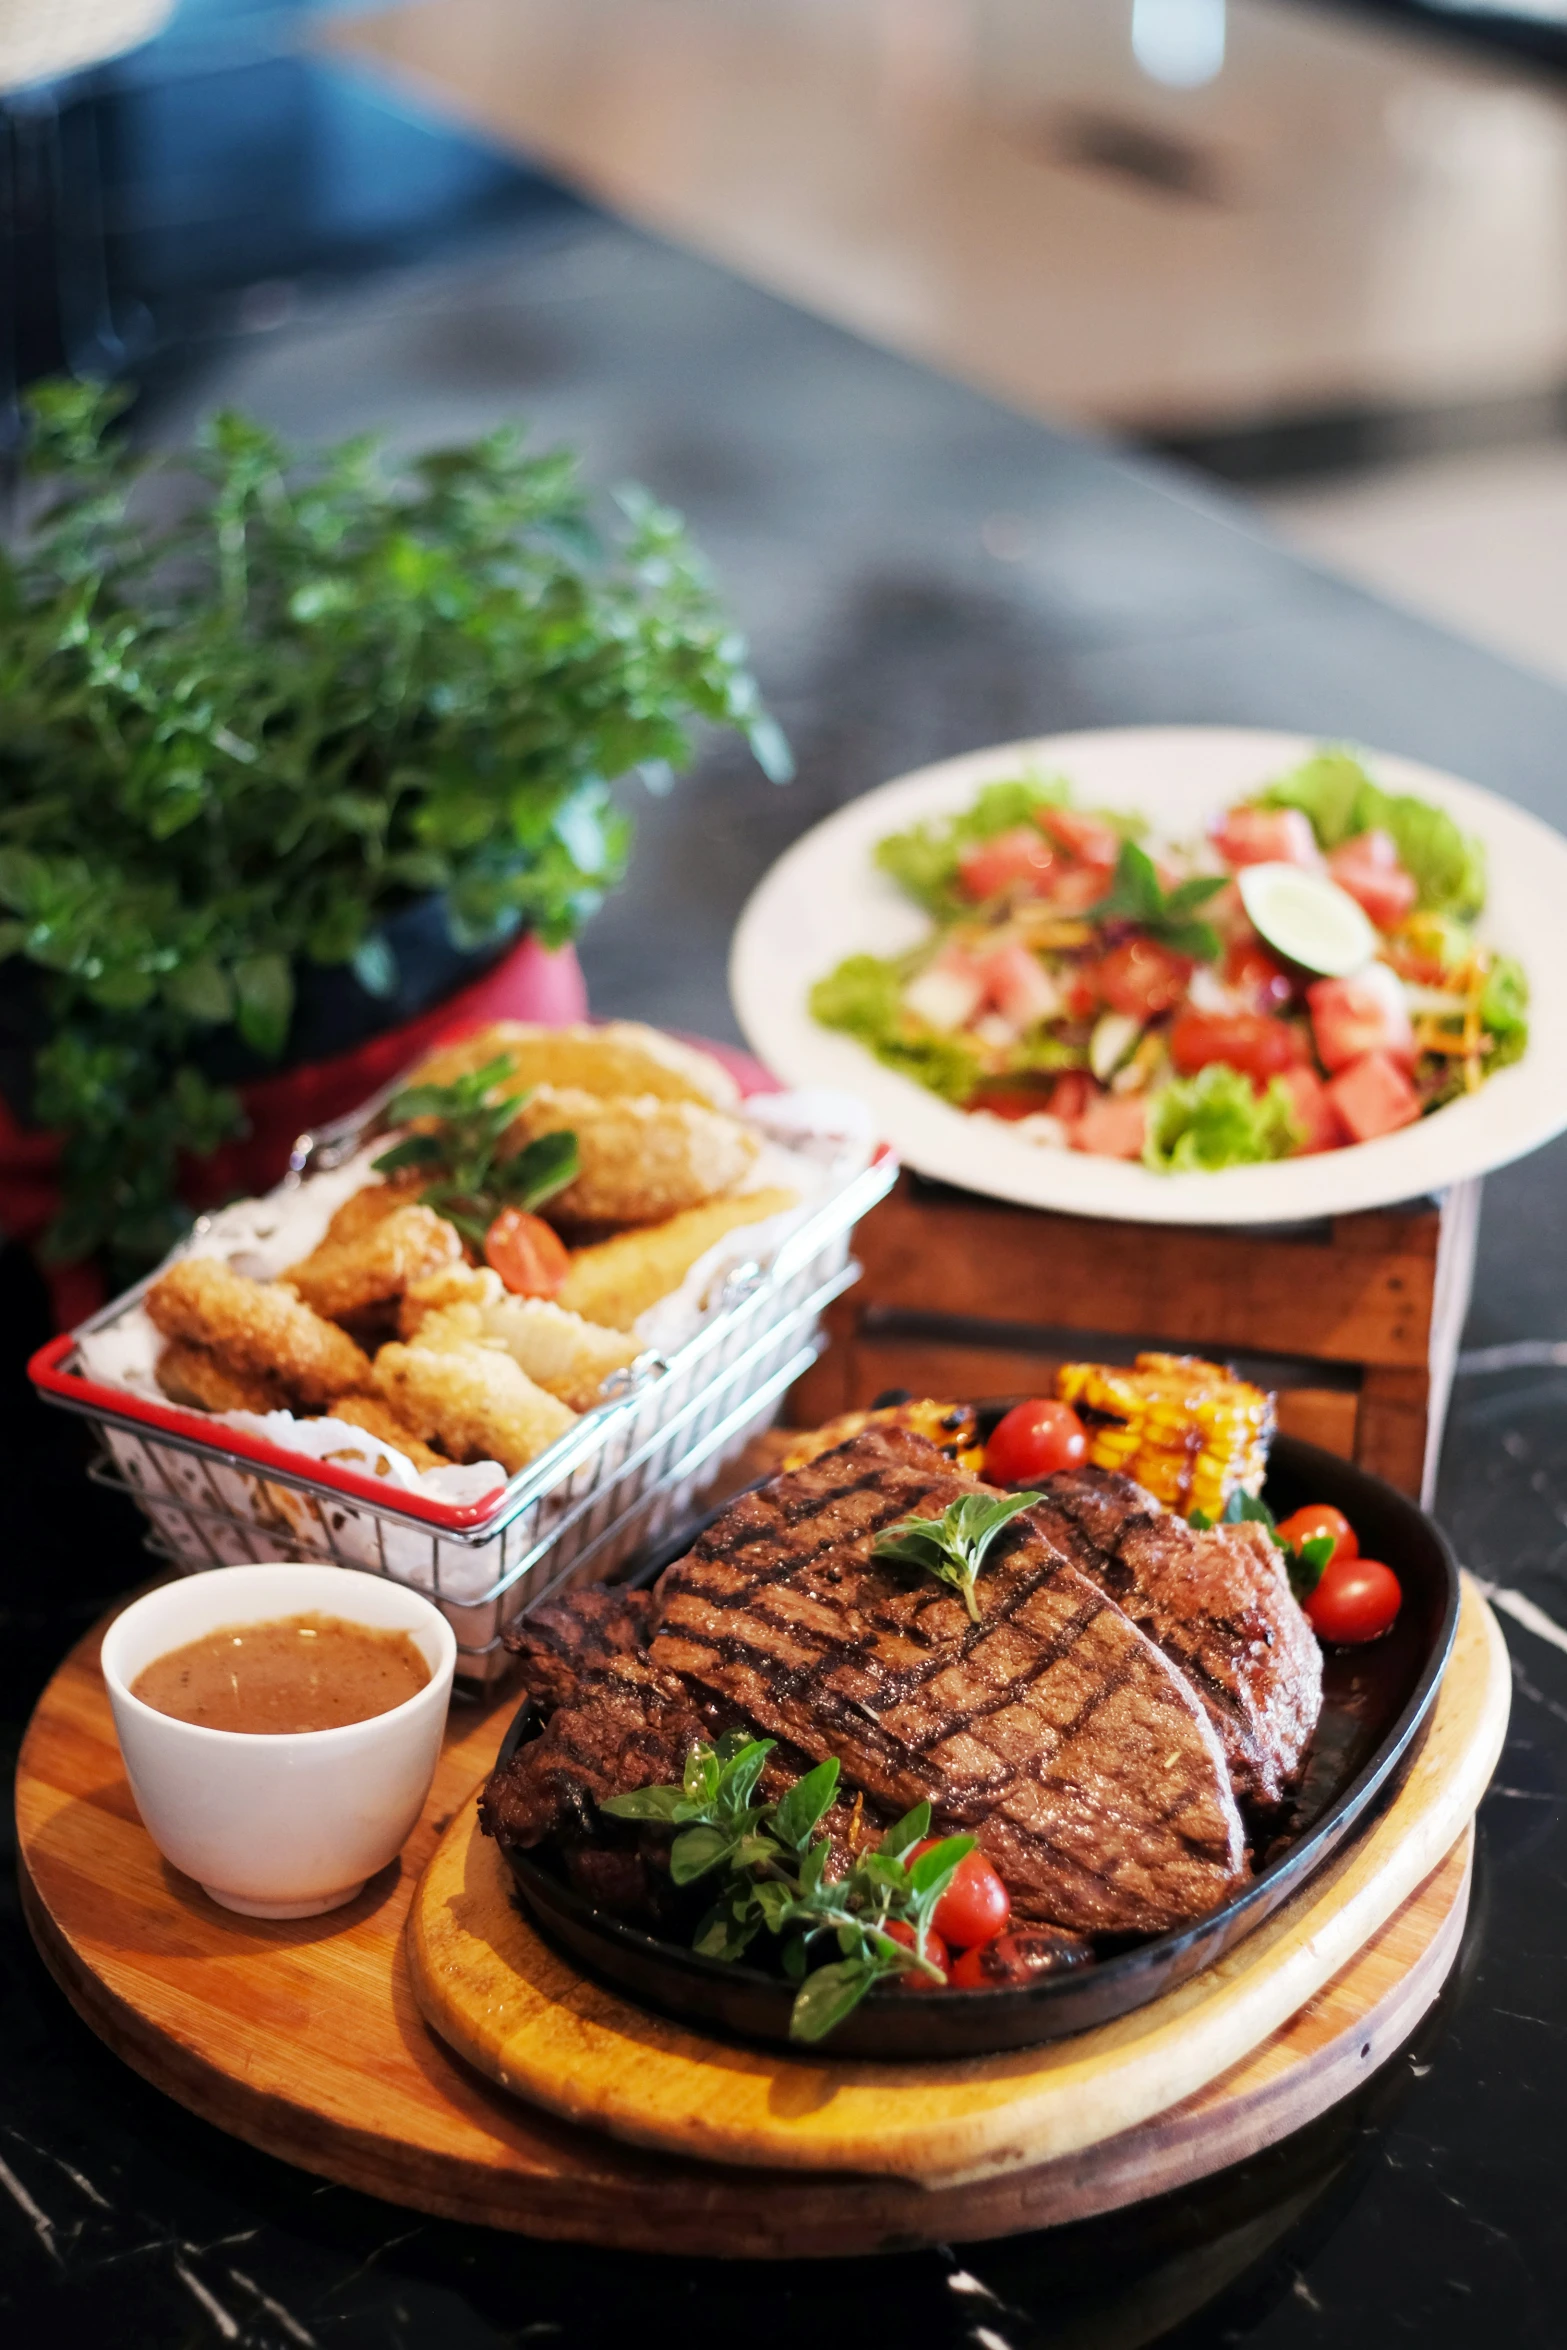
[16,1583,1505,2256]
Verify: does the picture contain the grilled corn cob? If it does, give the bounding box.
[780,1400,984,1474]
[1055,1352,1273,1519]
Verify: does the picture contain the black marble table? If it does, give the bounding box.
[6,177,1567,2350]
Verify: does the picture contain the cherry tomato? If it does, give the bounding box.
[882,1917,950,1986]
[957,828,1057,902]
[484,1207,570,1297]
[985,1398,1089,1485]
[949,1930,1090,1988]
[1305,1557,1402,1645]
[1098,936,1190,1018]
[1223,936,1296,1013]
[910,1841,1012,1949]
[1168,1007,1307,1082]
[1274,1504,1358,1565]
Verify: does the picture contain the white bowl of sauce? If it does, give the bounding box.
[100,1564,457,1918]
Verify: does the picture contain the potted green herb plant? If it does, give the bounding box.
[0,381,788,1286]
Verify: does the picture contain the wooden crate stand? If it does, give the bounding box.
[791,1172,1481,1506]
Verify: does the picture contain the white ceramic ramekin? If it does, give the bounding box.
[100,1563,457,1918]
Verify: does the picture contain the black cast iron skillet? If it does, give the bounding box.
[494,1421,1459,2059]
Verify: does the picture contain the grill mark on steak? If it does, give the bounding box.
[478,1651,707,1850]
[1033,1465,1323,1811]
[501,1584,655,1713]
[648,1425,1247,1936]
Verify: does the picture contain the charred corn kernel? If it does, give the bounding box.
[780,1399,983,1474]
[1056,1352,1274,1517]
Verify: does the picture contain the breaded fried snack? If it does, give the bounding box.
[373,1340,576,1476]
[505,1086,758,1224]
[146,1257,370,1411]
[318,1393,450,1473]
[316,1170,428,1249]
[398,1262,500,1339]
[282,1203,461,1322]
[455,1297,639,1400]
[557,1186,799,1330]
[155,1339,290,1417]
[409,1020,739,1111]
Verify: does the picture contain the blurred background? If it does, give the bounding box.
[7,0,1567,678]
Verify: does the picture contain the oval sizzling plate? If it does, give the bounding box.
[495,1429,1459,2059]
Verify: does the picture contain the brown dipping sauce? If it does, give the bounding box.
[131,1611,431,1734]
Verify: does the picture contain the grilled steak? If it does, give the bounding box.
[479,1651,705,1851]
[502,1584,656,1713]
[485,1597,880,1876]
[1032,1466,1322,1810]
[646,1426,1247,1936]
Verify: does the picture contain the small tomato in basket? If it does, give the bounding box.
[485,1208,570,1298]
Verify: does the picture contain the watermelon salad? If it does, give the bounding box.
[809,749,1528,1172]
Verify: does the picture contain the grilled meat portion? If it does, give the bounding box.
[1032,1465,1322,1810]
[485,1614,883,1882]
[646,1426,1247,1936]
[479,1652,707,1850]
[502,1585,657,1714]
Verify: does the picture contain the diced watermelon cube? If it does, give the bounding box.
[1326,1052,1423,1143]
[1277,1064,1347,1155]
[1070,1091,1148,1160]
[1308,962,1415,1072]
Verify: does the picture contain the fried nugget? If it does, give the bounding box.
[409,1019,739,1110]
[506,1086,758,1224]
[282,1203,461,1322]
[372,1340,576,1475]
[317,1171,428,1248]
[317,1394,451,1474]
[398,1262,499,1339]
[146,1257,370,1411]
[556,1187,799,1329]
[409,1281,640,1412]
[155,1338,290,1417]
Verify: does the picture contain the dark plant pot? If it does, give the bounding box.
[0,894,511,1126]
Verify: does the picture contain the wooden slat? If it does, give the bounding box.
[853,1180,1441,1368]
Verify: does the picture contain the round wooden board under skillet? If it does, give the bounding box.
[17,1583,1504,2256]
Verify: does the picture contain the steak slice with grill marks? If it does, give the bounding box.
[502,1584,656,1714]
[478,1651,706,1851]
[1031,1466,1323,1811]
[482,1598,879,1874]
[646,1425,1247,1936]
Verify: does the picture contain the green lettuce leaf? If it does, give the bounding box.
[1256,750,1486,919]
[1480,954,1529,1070]
[872,775,1072,916]
[809,952,982,1103]
[1143,1064,1301,1173]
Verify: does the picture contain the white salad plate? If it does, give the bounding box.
[729,725,1567,1226]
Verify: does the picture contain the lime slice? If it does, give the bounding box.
[1237,862,1377,978]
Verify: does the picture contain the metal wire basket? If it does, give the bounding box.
[32,1130,895,1682]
